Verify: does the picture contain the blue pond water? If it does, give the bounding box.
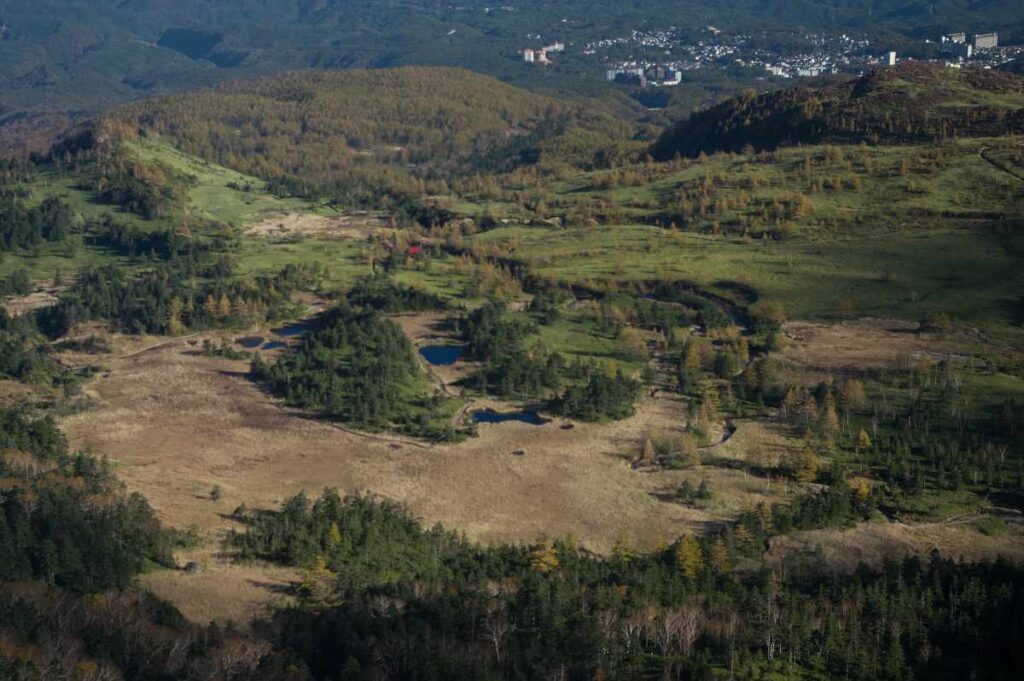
[262,341,287,350]
[471,409,546,426]
[236,336,264,349]
[419,345,463,366]
[272,323,308,338]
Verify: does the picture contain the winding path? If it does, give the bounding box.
[979,146,1024,184]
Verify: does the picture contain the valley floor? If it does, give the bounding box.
[58,321,1024,624]
[64,333,784,550]
[60,331,795,621]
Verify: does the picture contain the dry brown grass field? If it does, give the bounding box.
[244,212,389,240]
[767,520,1024,571]
[781,318,962,374]
[64,335,797,549]
[56,316,1023,624]
[3,289,61,317]
[138,548,300,626]
[0,379,36,405]
[59,331,805,621]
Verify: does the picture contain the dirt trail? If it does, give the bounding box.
[117,333,202,360]
[979,146,1024,184]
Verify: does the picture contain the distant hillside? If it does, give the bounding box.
[95,67,630,202]
[651,64,1024,159]
[1,0,1021,120]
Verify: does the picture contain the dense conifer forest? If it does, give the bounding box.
[36,261,320,338]
[0,195,76,252]
[0,307,60,383]
[252,304,461,441]
[226,488,1024,680]
[0,408,173,591]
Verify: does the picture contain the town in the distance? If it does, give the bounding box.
[520,25,1017,87]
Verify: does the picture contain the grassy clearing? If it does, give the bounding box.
[1,138,334,280]
[461,138,1024,333]
[3,139,502,300]
[472,223,1024,329]
[528,311,644,376]
[0,241,124,280]
[514,138,1023,229]
[129,138,326,227]
[61,339,760,557]
[235,235,368,286]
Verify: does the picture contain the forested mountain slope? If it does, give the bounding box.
[652,64,1024,158]
[97,67,633,202]
[0,0,1021,119]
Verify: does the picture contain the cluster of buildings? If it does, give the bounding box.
[933,31,1024,70]
[752,33,875,79]
[764,64,833,78]
[605,64,682,87]
[601,30,878,82]
[550,24,1014,85]
[936,31,998,62]
[521,41,565,65]
[584,29,675,54]
[941,32,998,50]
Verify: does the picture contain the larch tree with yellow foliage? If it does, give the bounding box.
[529,540,560,574]
[785,443,819,483]
[217,293,231,320]
[203,294,218,320]
[675,535,704,581]
[301,555,340,609]
[796,444,819,483]
[167,297,185,335]
[611,534,636,563]
[856,428,872,455]
[325,522,342,549]
[709,537,731,575]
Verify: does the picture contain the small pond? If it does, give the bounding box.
[472,409,547,426]
[419,345,464,366]
[262,341,288,350]
[272,323,308,338]
[236,336,264,349]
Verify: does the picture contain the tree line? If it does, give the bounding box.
[0,408,174,592]
[227,488,1024,681]
[36,261,320,338]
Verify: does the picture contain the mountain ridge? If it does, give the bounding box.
[651,63,1024,158]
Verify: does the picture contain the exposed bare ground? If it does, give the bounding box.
[3,289,60,317]
[245,212,388,239]
[138,548,299,627]
[0,379,36,405]
[389,311,452,343]
[781,318,961,376]
[767,520,1024,571]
